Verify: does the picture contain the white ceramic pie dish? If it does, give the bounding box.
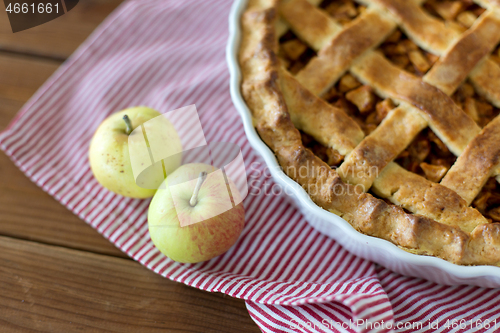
[226,0,500,288]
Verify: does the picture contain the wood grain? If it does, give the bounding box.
[0,0,124,59]
[0,236,259,332]
[0,52,61,131]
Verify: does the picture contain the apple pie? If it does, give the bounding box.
[239,0,500,265]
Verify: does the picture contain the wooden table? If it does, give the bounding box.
[0,1,260,332]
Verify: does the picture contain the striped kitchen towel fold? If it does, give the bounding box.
[1,0,500,332]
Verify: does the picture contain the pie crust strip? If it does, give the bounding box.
[424,9,500,96]
[276,0,324,38]
[441,115,500,205]
[280,69,365,155]
[469,59,500,108]
[365,0,461,54]
[293,8,396,95]
[351,51,481,156]
[372,162,488,233]
[280,0,342,51]
[338,105,427,189]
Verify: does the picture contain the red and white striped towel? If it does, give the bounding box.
[2,1,500,332]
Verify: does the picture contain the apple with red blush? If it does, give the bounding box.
[148,163,245,263]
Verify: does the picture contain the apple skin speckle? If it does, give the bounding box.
[89,107,179,199]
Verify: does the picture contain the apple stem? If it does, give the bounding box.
[189,171,207,207]
[123,115,133,135]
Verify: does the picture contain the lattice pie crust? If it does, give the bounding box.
[239,0,500,265]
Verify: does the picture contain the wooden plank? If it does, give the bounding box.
[0,236,259,332]
[0,0,124,59]
[0,52,61,131]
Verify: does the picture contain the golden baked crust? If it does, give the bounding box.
[239,0,500,265]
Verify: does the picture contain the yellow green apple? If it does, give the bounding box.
[89,106,182,198]
[148,163,245,263]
